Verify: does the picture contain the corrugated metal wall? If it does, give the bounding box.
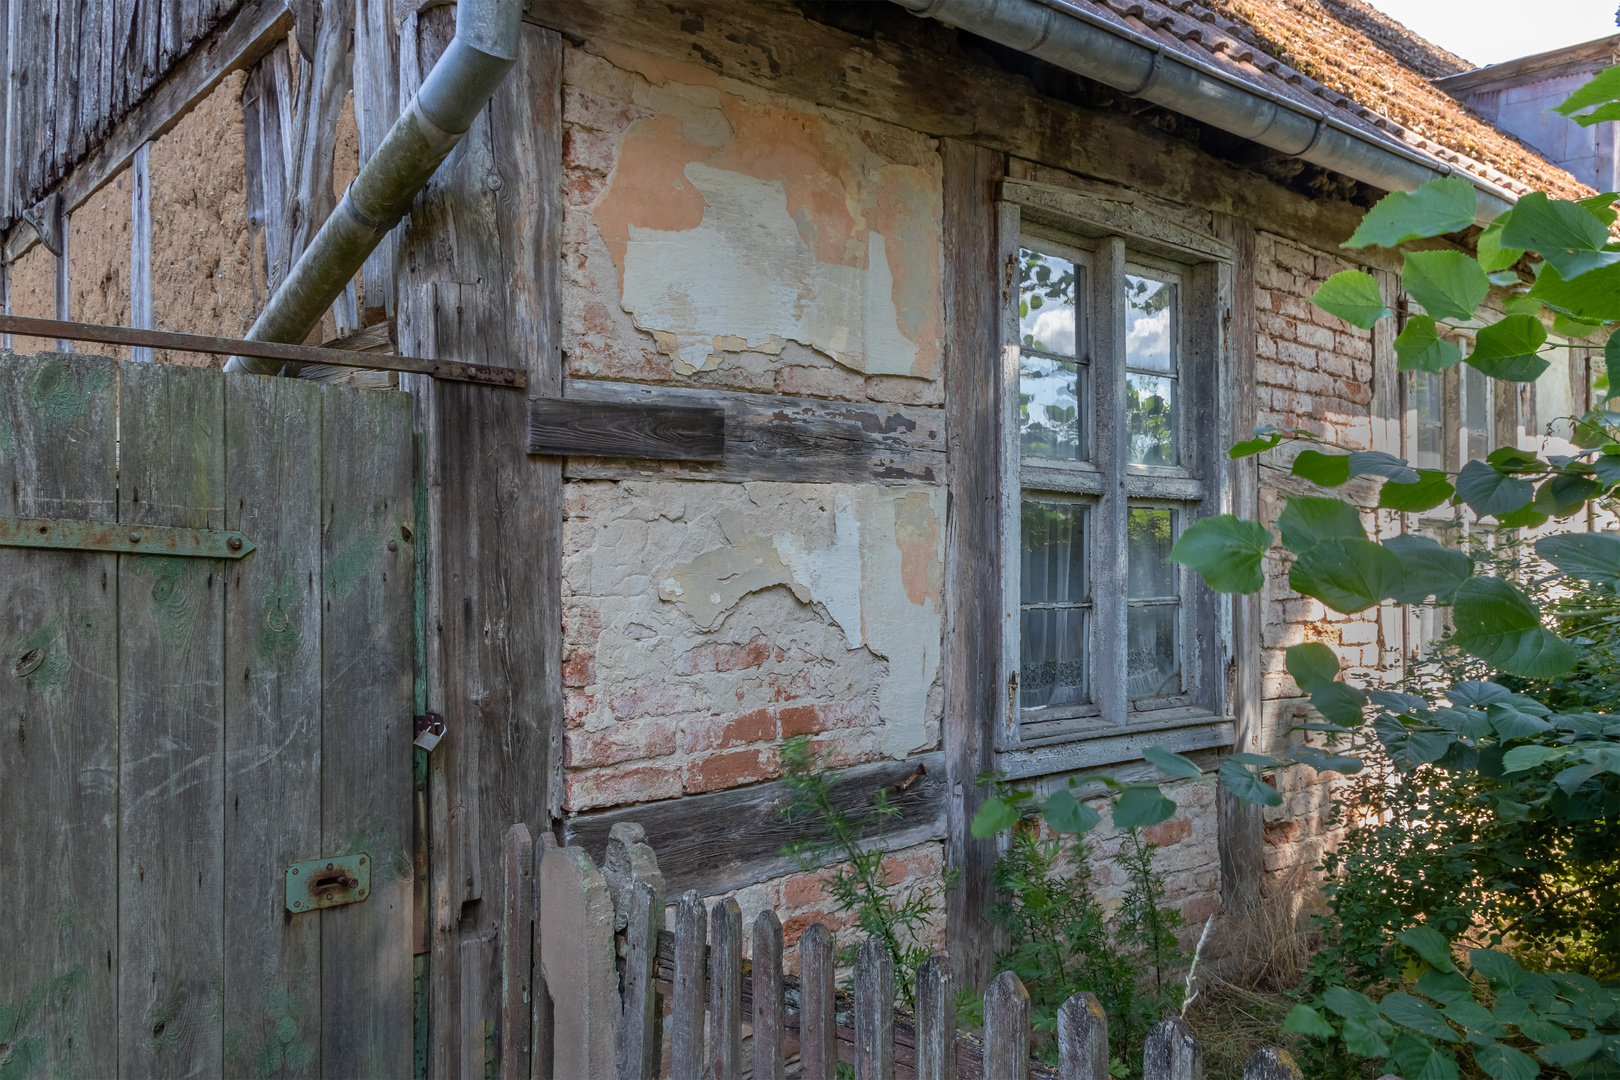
[1,0,244,229]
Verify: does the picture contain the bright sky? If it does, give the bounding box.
[1363,0,1617,67]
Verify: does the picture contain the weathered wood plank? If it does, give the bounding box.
[117,359,226,1077]
[800,923,838,1080]
[528,396,724,460]
[710,898,744,1080]
[671,890,708,1080]
[1242,1047,1304,1080]
[914,955,956,1080]
[753,911,786,1080]
[320,381,415,1078]
[1143,1017,1202,1080]
[560,380,945,485]
[855,940,896,1080]
[354,0,399,316]
[1212,214,1265,915]
[617,880,664,1080]
[983,972,1029,1080]
[0,353,120,1078]
[563,753,946,897]
[941,137,1005,994]
[130,143,153,362]
[1000,178,1235,264]
[1057,992,1109,1080]
[221,371,324,1078]
[540,844,618,1080]
[502,823,536,1080]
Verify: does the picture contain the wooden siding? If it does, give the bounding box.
[2,0,244,229]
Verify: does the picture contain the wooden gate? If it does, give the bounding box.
[0,353,416,1078]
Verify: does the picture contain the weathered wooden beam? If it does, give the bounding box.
[558,380,945,484]
[528,396,725,461]
[563,753,947,898]
[0,314,526,387]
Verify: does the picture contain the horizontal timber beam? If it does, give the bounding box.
[528,396,725,460]
[563,752,947,897]
[0,315,526,388]
[559,380,945,484]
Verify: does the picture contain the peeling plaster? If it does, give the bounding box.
[589,61,943,381]
[660,486,943,759]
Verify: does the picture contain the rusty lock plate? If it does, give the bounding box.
[286,853,370,913]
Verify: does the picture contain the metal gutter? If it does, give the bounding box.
[891,0,1518,222]
[227,0,521,375]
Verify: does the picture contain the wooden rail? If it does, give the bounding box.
[0,314,526,388]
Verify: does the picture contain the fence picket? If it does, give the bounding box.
[915,954,956,1080]
[615,879,662,1080]
[800,923,838,1080]
[502,824,535,1080]
[1143,1017,1201,1080]
[1242,1046,1304,1079]
[671,890,707,1080]
[538,844,618,1080]
[855,939,895,1080]
[1054,991,1108,1080]
[709,898,744,1080]
[752,911,786,1080]
[984,971,1030,1080]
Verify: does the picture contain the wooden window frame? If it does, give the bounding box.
[993,191,1235,779]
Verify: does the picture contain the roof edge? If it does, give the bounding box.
[1435,34,1620,94]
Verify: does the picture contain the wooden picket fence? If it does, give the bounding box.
[501,822,1367,1080]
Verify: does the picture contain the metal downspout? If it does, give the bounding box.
[226,0,522,375]
[892,0,1516,221]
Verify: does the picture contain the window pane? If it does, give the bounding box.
[1126,374,1175,466]
[1019,250,1078,358]
[1022,500,1087,606]
[1464,364,1490,461]
[1020,355,1083,460]
[1125,275,1175,373]
[1021,608,1088,708]
[1021,499,1089,709]
[1126,605,1179,700]
[1127,508,1176,599]
[1413,371,1443,471]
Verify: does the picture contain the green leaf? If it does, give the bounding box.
[1286,641,1340,688]
[1552,313,1607,339]
[1326,985,1388,1024]
[1486,703,1553,741]
[1312,270,1393,329]
[1502,293,1543,317]
[1476,221,1526,273]
[970,796,1018,839]
[1305,682,1371,726]
[1451,577,1576,679]
[1039,788,1100,835]
[1111,784,1178,829]
[1533,473,1604,517]
[1501,744,1569,773]
[1526,260,1620,324]
[1341,1017,1392,1059]
[1381,992,1458,1041]
[1592,451,1620,484]
[1389,1036,1459,1080]
[1291,449,1351,486]
[1417,968,1477,1005]
[1228,752,1286,767]
[1493,504,1549,530]
[1474,1042,1539,1080]
[1466,315,1551,381]
[1169,514,1272,594]
[1349,450,1420,484]
[1219,757,1282,807]
[1283,1003,1337,1038]
[1396,315,1464,373]
[1397,926,1458,973]
[1487,445,1544,470]
[1142,745,1204,780]
[1345,176,1478,248]
[1448,681,1511,708]
[1290,537,1403,613]
[1276,496,1365,554]
[1455,459,1534,518]
[1555,66,1620,117]
[1403,250,1490,321]
[1440,998,1506,1039]
[1290,745,1364,774]
[1536,533,1620,585]
[1384,534,1472,604]
[1229,432,1284,458]
[1536,1037,1605,1066]
[1379,470,1455,512]
[1498,192,1614,279]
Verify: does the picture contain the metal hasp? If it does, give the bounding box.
[0,515,256,559]
[286,853,371,913]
